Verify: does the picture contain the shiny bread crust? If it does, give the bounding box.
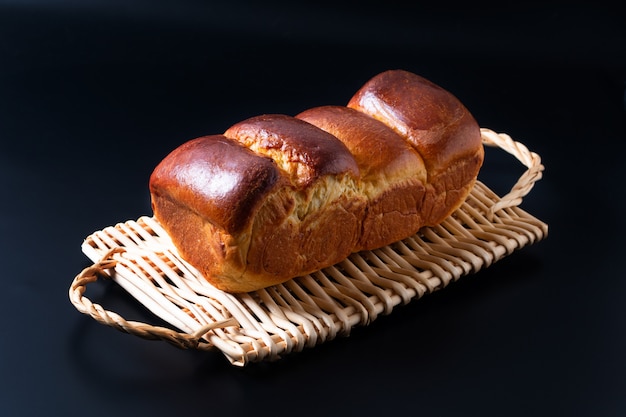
[348,70,484,225]
[296,105,427,251]
[149,70,484,292]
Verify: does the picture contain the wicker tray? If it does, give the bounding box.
[69,128,547,366]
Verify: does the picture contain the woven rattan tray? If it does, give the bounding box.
[69,128,547,366]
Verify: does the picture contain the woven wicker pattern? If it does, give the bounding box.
[69,129,548,366]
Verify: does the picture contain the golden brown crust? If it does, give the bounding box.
[244,183,365,289]
[348,69,484,225]
[348,69,483,176]
[223,114,366,290]
[296,105,427,250]
[296,106,426,182]
[149,70,484,292]
[151,120,367,292]
[150,193,240,289]
[224,114,360,188]
[149,135,283,234]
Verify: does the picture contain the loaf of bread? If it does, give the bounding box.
[149,70,484,292]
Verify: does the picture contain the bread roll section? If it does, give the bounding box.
[348,70,484,225]
[296,105,427,251]
[149,70,484,292]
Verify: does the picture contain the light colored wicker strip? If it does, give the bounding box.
[69,129,548,366]
[480,128,544,219]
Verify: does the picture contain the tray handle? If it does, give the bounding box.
[480,128,544,220]
[69,247,236,350]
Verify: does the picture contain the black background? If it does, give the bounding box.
[1,1,625,416]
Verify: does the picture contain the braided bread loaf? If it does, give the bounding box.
[149,70,484,292]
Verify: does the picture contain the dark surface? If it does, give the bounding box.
[1,2,625,416]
